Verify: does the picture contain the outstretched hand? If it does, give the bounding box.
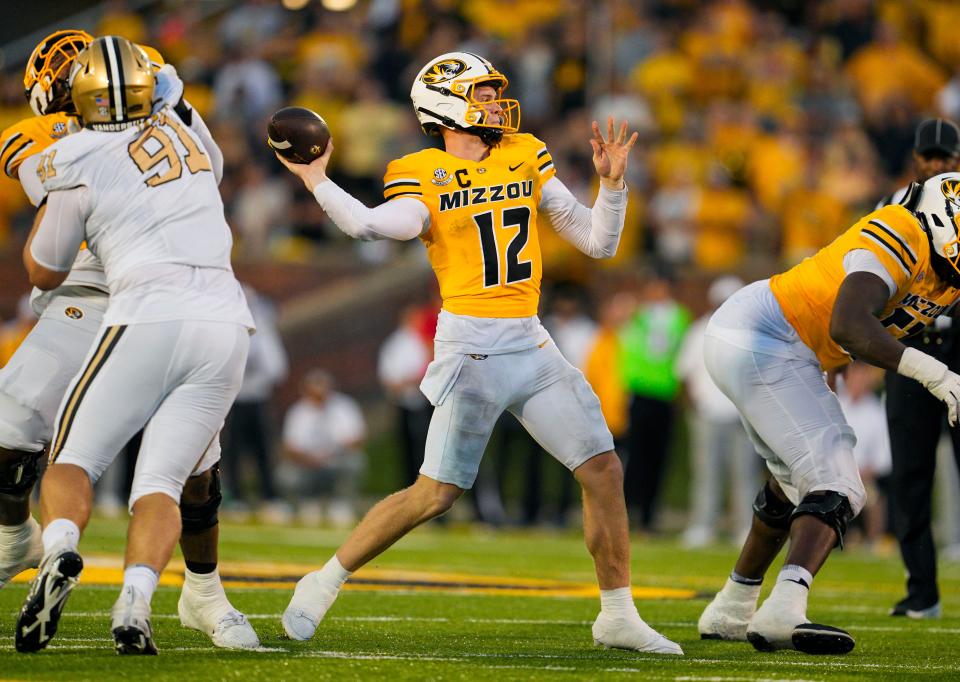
[590,117,638,190]
[275,138,335,193]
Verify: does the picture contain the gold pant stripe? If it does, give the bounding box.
[50,325,127,462]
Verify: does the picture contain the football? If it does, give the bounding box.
[267,106,330,164]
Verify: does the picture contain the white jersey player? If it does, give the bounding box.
[0,29,257,651]
[15,36,253,656]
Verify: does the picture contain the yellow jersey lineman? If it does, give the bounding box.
[698,175,960,654]
[276,52,682,655]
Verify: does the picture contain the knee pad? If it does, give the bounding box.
[752,481,796,530]
[790,491,854,548]
[180,464,222,535]
[0,451,42,497]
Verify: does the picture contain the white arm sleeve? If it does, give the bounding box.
[312,179,430,241]
[539,176,628,259]
[187,106,224,184]
[30,187,90,272]
[842,249,898,297]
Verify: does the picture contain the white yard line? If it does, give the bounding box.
[1,635,951,675]
[56,612,960,634]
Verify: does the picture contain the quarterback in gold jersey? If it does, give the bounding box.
[697,173,960,655]
[276,52,682,654]
[0,30,258,650]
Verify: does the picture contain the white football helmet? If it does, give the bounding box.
[410,52,519,145]
[916,173,960,282]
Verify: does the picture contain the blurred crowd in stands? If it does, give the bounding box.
[1,0,960,544]
[2,0,960,268]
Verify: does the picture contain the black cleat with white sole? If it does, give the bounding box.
[791,623,855,655]
[113,624,159,655]
[15,551,83,653]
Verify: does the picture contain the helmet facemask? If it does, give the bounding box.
[457,77,520,145]
[24,30,94,116]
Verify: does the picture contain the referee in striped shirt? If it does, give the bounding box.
[880,117,960,619]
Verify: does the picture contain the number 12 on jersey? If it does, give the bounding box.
[475,206,532,287]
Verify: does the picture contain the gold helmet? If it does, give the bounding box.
[70,36,155,130]
[24,29,94,116]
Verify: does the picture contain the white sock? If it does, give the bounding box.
[600,587,639,618]
[720,576,762,602]
[777,564,814,589]
[184,567,226,599]
[314,554,351,592]
[765,577,810,619]
[124,564,160,603]
[41,519,80,554]
[0,518,36,550]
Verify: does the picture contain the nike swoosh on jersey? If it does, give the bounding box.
[508,162,523,171]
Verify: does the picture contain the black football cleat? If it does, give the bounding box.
[890,597,941,619]
[112,585,159,655]
[791,623,855,655]
[15,550,83,653]
[113,624,159,655]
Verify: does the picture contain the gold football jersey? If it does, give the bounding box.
[383,133,556,317]
[770,204,960,371]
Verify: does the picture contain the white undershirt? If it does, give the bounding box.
[842,249,898,297]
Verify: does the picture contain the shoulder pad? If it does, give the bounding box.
[859,205,925,276]
[504,132,545,149]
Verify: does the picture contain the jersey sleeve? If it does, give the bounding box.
[383,157,424,202]
[528,135,556,184]
[17,155,46,207]
[39,136,91,193]
[0,114,75,181]
[1,118,45,179]
[849,206,922,290]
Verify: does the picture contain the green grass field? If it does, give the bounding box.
[1,517,958,680]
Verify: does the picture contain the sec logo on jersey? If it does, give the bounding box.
[432,168,453,186]
[64,306,83,319]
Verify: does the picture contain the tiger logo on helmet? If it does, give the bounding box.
[421,58,468,85]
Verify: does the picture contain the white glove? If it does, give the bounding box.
[152,64,184,113]
[898,347,960,425]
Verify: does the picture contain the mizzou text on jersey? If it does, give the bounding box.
[383,133,555,318]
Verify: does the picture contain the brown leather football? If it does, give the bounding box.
[267,107,330,164]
